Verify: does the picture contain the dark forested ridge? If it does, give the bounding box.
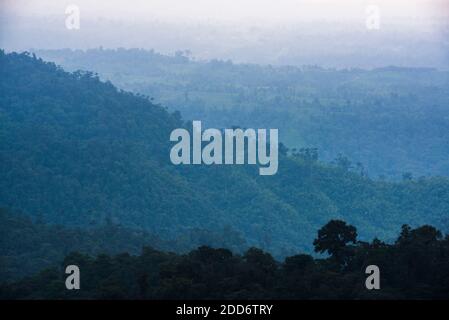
[0,208,162,282]
[34,48,449,178]
[0,208,247,282]
[2,219,449,299]
[1,50,449,267]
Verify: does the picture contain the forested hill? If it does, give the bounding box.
[0,208,248,281]
[34,48,449,179]
[1,51,449,259]
[3,220,449,299]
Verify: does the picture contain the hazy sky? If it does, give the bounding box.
[1,0,448,68]
[2,0,448,25]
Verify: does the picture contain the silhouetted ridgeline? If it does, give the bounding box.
[0,208,248,282]
[1,219,448,299]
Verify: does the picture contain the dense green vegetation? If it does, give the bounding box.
[2,219,448,299]
[1,50,449,264]
[0,208,247,282]
[0,208,161,282]
[34,48,449,178]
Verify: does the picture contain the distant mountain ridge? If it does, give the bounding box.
[33,48,449,179]
[1,50,449,258]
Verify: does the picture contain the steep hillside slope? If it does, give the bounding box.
[34,48,449,178]
[1,51,449,256]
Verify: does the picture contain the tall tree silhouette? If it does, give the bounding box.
[313,220,357,265]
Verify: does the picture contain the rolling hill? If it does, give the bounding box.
[1,50,449,261]
[34,48,449,179]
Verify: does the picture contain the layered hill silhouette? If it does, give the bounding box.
[1,51,449,258]
[35,48,449,178]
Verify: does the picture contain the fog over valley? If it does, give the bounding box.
[1,0,448,68]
